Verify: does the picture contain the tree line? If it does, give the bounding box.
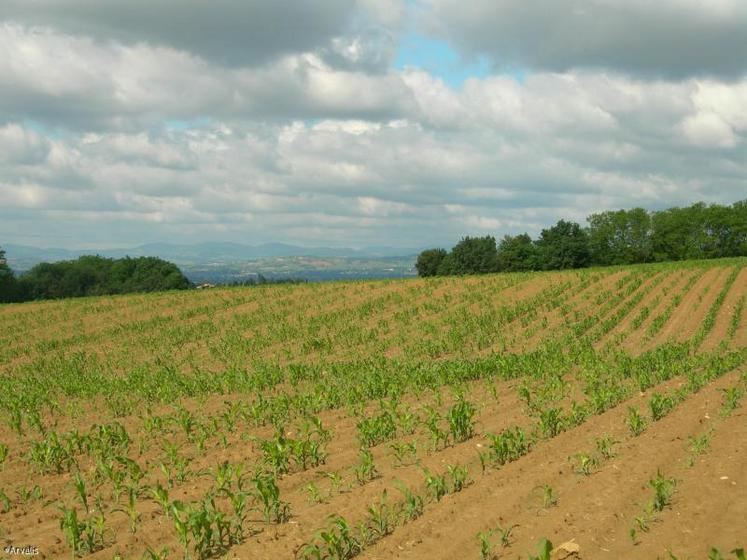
[0,252,191,303]
[416,200,747,277]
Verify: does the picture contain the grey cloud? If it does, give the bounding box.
[423,0,747,79]
[1,0,354,68]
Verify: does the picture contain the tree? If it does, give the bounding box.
[730,199,747,256]
[587,208,652,265]
[650,203,708,261]
[436,252,457,275]
[16,255,191,301]
[447,236,499,275]
[496,234,538,271]
[534,220,590,270]
[0,246,19,303]
[415,248,448,277]
[701,202,747,258]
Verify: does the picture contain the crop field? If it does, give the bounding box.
[0,258,746,559]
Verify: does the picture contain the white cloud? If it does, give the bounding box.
[0,25,414,128]
[681,113,738,148]
[0,124,50,164]
[0,2,745,250]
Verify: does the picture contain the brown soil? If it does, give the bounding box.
[701,266,747,352]
[1,260,745,560]
[646,267,724,349]
[358,369,746,560]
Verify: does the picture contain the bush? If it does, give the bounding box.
[415,248,447,277]
[1,252,191,303]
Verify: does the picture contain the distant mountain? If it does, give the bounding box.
[3,242,422,272]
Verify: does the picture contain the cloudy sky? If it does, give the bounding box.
[1,0,746,250]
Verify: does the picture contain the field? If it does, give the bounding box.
[0,258,746,560]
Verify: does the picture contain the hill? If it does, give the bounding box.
[3,242,420,284]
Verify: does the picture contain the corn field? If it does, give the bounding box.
[0,257,746,559]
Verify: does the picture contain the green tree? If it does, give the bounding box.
[496,234,538,271]
[587,208,652,265]
[534,220,590,270]
[415,248,448,277]
[0,246,19,303]
[17,255,191,301]
[650,203,709,261]
[731,199,747,256]
[436,253,457,275]
[701,202,747,258]
[447,236,499,275]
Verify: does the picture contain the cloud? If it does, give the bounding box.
[681,112,737,148]
[1,0,354,67]
[422,0,747,79]
[1,67,745,248]
[0,24,414,129]
[0,124,50,164]
[0,2,745,250]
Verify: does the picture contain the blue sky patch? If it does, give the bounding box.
[394,33,491,88]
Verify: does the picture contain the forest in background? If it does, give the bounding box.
[0,254,191,303]
[416,200,747,276]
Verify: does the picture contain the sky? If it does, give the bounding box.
[1,0,746,250]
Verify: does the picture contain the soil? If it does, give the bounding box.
[0,259,745,559]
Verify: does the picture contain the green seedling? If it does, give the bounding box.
[446,396,476,443]
[322,471,344,494]
[17,485,43,503]
[73,472,89,513]
[394,481,424,521]
[305,482,325,505]
[423,468,448,502]
[447,464,470,492]
[571,453,599,476]
[485,426,529,466]
[142,546,172,560]
[649,470,676,512]
[478,529,498,560]
[538,407,564,438]
[114,485,141,534]
[151,483,170,513]
[627,407,647,436]
[480,523,519,549]
[595,435,617,459]
[389,441,418,467]
[299,515,362,560]
[720,387,743,415]
[528,538,553,560]
[0,489,11,513]
[251,471,290,523]
[354,449,378,485]
[365,491,394,540]
[649,393,676,421]
[706,548,746,560]
[539,484,558,509]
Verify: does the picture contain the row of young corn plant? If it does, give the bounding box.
[2,262,737,435]
[1,260,743,558]
[691,265,743,349]
[642,267,708,341]
[298,463,471,560]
